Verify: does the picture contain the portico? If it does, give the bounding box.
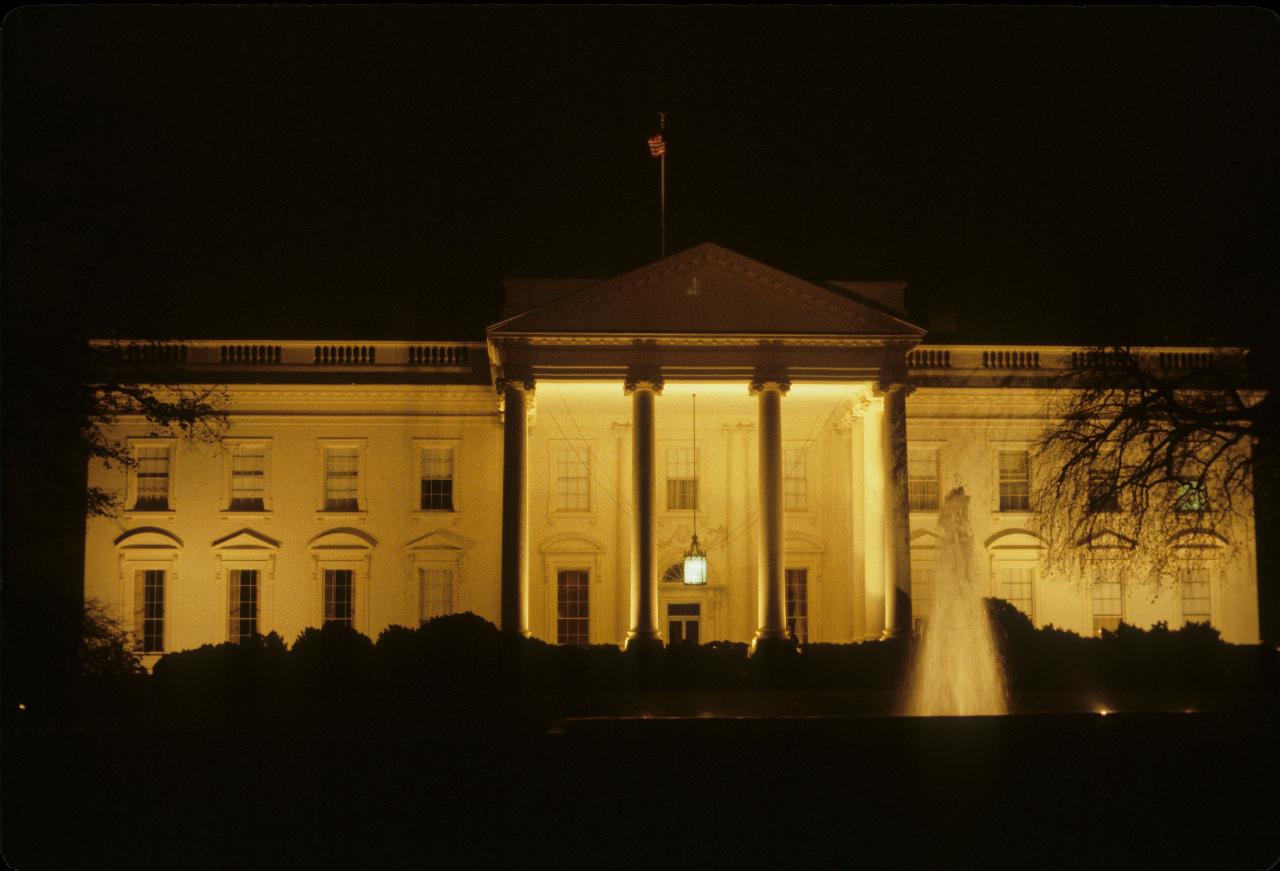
[486,243,924,647]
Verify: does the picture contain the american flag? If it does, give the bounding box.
[648,132,665,158]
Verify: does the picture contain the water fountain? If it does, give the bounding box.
[908,486,1007,716]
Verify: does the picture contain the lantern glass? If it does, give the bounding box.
[683,552,707,586]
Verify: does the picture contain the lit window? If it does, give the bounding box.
[1180,564,1212,625]
[324,447,360,512]
[785,568,808,644]
[420,447,455,511]
[666,447,699,511]
[1087,471,1120,514]
[912,565,935,632]
[229,445,267,511]
[228,569,259,642]
[1090,562,1123,635]
[783,447,807,511]
[134,446,171,510]
[1175,480,1209,514]
[419,567,454,623]
[668,602,701,644]
[554,446,590,512]
[134,569,165,652]
[996,565,1033,618]
[908,448,940,511]
[556,569,589,645]
[324,568,354,626]
[998,451,1031,512]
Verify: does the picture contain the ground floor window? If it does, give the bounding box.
[324,568,355,627]
[1090,563,1124,635]
[667,602,700,644]
[228,568,259,642]
[419,567,454,623]
[557,569,589,645]
[1180,563,1212,625]
[995,565,1034,621]
[912,565,935,633]
[785,568,808,644]
[134,569,165,653]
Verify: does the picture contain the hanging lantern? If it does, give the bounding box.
[683,393,707,585]
[683,533,707,586]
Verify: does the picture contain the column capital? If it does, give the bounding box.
[496,375,535,395]
[624,377,664,395]
[874,378,915,398]
[611,420,632,435]
[749,378,790,396]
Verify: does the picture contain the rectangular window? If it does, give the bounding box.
[324,447,360,511]
[420,447,455,511]
[134,446,171,510]
[785,568,809,644]
[556,569,589,646]
[996,566,1033,618]
[783,447,807,511]
[998,451,1031,512]
[1175,480,1209,514]
[908,448,940,511]
[668,602,701,645]
[666,447,699,511]
[230,445,267,511]
[134,569,165,653]
[419,567,454,623]
[324,568,354,626]
[228,569,259,642]
[1090,563,1123,635]
[1180,564,1212,624]
[554,446,590,512]
[912,565,935,632]
[1087,471,1120,514]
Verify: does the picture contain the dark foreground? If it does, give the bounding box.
[5,703,1278,870]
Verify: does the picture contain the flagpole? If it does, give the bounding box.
[659,112,666,259]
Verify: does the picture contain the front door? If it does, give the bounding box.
[667,602,700,644]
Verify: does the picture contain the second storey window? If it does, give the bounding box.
[420,447,455,511]
[666,446,698,511]
[998,450,1031,512]
[324,447,360,512]
[230,445,267,511]
[554,446,590,511]
[908,447,940,511]
[134,446,171,511]
[783,447,807,511]
[1087,471,1120,514]
[1175,479,1209,514]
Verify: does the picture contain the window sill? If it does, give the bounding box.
[122,511,176,525]
[315,512,368,524]
[411,510,462,523]
[221,510,273,521]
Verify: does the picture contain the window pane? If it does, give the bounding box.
[1181,564,1212,623]
[325,447,360,511]
[135,569,165,652]
[909,448,940,511]
[784,448,807,511]
[785,568,808,644]
[998,451,1030,512]
[229,569,259,642]
[324,569,354,626]
[554,446,590,511]
[230,446,266,510]
[666,447,699,510]
[556,570,589,645]
[912,565,935,624]
[1090,563,1123,635]
[420,447,455,511]
[419,567,454,623]
[997,566,1033,618]
[135,447,170,510]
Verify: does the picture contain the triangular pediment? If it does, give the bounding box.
[489,243,924,338]
[212,529,280,550]
[406,529,474,552]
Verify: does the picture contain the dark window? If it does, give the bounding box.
[134,569,165,652]
[1176,480,1209,513]
[324,569,354,626]
[556,569,589,645]
[668,602,700,644]
[134,447,170,510]
[785,568,808,644]
[420,447,455,511]
[1087,472,1120,513]
[229,569,259,642]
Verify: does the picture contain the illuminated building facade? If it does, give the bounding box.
[83,244,1261,664]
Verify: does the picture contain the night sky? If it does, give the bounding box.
[4,6,1277,344]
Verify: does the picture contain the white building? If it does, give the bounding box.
[84,244,1261,665]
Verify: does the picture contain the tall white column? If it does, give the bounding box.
[751,378,789,647]
[612,421,631,644]
[882,382,913,637]
[625,378,662,647]
[862,395,886,638]
[499,377,533,636]
[725,421,754,641]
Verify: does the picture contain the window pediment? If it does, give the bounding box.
[539,531,605,554]
[985,528,1047,550]
[406,529,474,553]
[308,528,377,550]
[114,527,183,549]
[1079,530,1137,550]
[212,528,280,550]
[1170,528,1229,549]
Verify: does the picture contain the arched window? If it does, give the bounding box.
[662,562,684,584]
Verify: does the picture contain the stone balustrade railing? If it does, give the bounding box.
[94,340,486,372]
[911,345,1239,375]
